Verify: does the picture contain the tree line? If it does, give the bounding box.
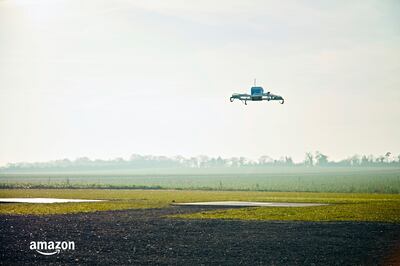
[1,152,400,171]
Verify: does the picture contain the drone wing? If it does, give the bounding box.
[230,93,251,100]
[262,92,284,104]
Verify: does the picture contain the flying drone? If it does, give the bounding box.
[230,80,284,105]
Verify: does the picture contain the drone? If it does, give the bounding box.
[230,79,284,105]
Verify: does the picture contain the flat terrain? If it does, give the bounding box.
[1,190,399,223]
[1,167,400,193]
[1,207,399,265]
[1,190,399,265]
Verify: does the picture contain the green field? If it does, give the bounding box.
[1,167,400,193]
[0,189,399,223]
[1,167,399,222]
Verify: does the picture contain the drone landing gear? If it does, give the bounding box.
[230,97,247,105]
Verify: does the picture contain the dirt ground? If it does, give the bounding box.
[0,206,399,265]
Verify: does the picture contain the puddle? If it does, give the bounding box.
[172,201,328,207]
[0,198,105,204]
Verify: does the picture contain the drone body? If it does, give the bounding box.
[230,81,284,105]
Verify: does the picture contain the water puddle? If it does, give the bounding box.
[0,198,105,204]
[172,201,328,207]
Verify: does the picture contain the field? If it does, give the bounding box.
[1,169,400,264]
[0,189,399,223]
[3,205,399,265]
[1,167,400,193]
[1,189,400,265]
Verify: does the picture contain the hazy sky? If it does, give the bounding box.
[0,0,399,166]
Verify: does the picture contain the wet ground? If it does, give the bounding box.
[0,198,104,203]
[172,201,328,207]
[1,206,399,265]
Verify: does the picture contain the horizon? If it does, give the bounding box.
[1,151,399,168]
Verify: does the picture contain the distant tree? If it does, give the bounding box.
[129,154,142,161]
[3,152,400,171]
[304,152,314,166]
[349,155,361,166]
[114,157,124,162]
[385,152,391,163]
[173,155,185,164]
[215,156,225,167]
[187,157,199,167]
[75,157,91,163]
[197,155,209,167]
[228,157,240,167]
[53,159,72,168]
[75,157,91,167]
[315,151,328,166]
[258,155,273,165]
[207,158,217,167]
[238,157,247,166]
[361,155,371,166]
[285,156,294,165]
[376,155,385,164]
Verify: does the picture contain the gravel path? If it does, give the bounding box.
[1,207,399,265]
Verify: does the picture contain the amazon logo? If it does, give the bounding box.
[29,241,75,256]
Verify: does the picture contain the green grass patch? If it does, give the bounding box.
[0,189,399,223]
[175,202,400,223]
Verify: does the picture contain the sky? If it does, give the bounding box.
[0,0,399,166]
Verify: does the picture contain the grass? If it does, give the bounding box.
[175,202,400,223]
[0,189,399,223]
[1,167,400,193]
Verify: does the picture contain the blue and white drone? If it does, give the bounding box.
[230,79,284,105]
